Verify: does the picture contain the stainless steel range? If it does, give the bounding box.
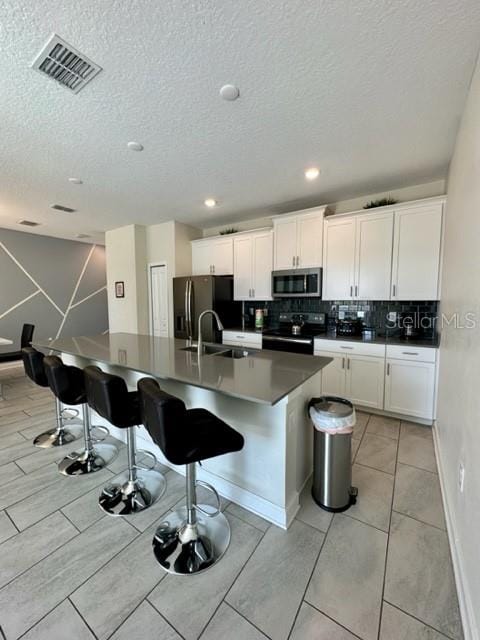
[262,313,326,354]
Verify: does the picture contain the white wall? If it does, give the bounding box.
[106,224,147,333]
[202,179,446,237]
[436,56,480,639]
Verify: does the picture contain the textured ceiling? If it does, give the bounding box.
[1,0,479,242]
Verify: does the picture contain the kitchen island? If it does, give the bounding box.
[34,333,332,528]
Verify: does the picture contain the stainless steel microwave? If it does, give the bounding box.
[272,268,322,298]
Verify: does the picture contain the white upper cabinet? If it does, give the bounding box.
[355,212,394,300]
[273,218,298,270]
[323,198,444,301]
[233,230,273,301]
[191,236,233,276]
[391,203,443,300]
[323,217,356,300]
[273,207,325,270]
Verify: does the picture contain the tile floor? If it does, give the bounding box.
[0,365,463,640]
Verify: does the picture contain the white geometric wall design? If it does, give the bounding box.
[0,230,108,351]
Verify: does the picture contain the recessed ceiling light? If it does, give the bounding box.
[127,141,144,151]
[219,84,240,101]
[204,198,217,208]
[305,167,320,180]
[68,177,83,184]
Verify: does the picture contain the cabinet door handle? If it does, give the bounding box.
[392,284,396,297]
[350,285,353,297]
[341,357,345,369]
[355,285,358,297]
[212,265,215,274]
[402,351,419,356]
[292,256,295,267]
[296,256,300,267]
[386,363,390,375]
[340,346,353,350]
[252,288,255,298]
[347,358,350,370]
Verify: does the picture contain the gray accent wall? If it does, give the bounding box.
[0,229,108,353]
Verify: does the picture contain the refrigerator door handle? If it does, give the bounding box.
[187,280,193,339]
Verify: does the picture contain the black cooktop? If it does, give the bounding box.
[263,312,327,339]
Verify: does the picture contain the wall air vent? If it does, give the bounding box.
[31,34,102,94]
[51,204,76,213]
[18,220,41,227]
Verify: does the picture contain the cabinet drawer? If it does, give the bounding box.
[386,345,436,363]
[222,331,262,349]
[314,339,385,358]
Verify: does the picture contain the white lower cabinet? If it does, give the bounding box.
[317,353,345,397]
[314,345,385,410]
[384,358,436,420]
[315,339,437,420]
[222,331,262,350]
[345,355,385,410]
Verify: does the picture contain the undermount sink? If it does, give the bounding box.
[179,344,251,359]
[179,344,230,355]
[213,348,251,359]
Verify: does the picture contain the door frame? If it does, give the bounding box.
[147,261,169,337]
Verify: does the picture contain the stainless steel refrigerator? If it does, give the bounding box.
[173,275,241,343]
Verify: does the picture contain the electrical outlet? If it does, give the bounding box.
[459,462,465,493]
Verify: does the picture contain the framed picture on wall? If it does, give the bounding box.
[115,281,125,298]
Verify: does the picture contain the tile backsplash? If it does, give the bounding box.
[243,298,439,338]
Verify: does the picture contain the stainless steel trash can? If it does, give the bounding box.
[309,396,358,512]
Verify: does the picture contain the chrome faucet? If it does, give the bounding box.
[197,310,224,358]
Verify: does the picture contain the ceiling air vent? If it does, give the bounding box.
[31,34,102,94]
[51,204,76,213]
[18,220,41,227]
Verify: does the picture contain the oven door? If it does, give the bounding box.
[262,335,313,354]
[272,268,322,298]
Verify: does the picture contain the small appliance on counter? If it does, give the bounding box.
[335,318,362,337]
[262,312,326,354]
[361,327,377,341]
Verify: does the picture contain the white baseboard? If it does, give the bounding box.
[433,425,478,640]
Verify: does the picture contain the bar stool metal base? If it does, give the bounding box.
[58,443,119,476]
[152,507,231,575]
[99,468,166,516]
[33,426,83,448]
[33,400,83,449]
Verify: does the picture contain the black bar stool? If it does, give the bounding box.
[138,377,244,575]
[21,347,82,448]
[43,355,119,476]
[84,366,167,516]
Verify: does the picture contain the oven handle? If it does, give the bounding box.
[262,336,312,345]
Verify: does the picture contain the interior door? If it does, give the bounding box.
[297,213,323,268]
[252,232,273,299]
[150,265,169,337]
[345,354,385,409]
[233,235,253,300]
[323,218,356,300]
[355,212,394,300]
[391,204,443,300]
[384,359,435,419]
[317,352,346,396]
[274,219,298,270]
